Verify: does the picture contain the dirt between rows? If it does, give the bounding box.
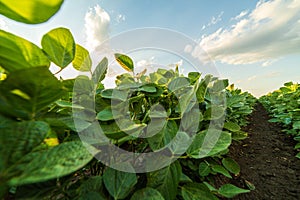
[224,103,300,199]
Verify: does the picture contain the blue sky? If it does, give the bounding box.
[1,0,300,97]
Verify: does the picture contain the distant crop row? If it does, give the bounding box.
[260,82,300,159]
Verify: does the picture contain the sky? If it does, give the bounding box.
[1,0,300,97]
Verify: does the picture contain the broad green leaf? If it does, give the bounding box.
[181,183,218,200]
[77,176,106,199]
[0,30,50,72]
[0,0,63,24]
[103,165,137,199]
[0,121,49,172]
[168,77,190,92]
[211,79,228,92]
[198,162,211,177]
[294,142,300,149]
[296,152,300,159]
[0,67,65,119]
[101,120,146,140]
[222,157,240,175]
[92,57,108,84]
[147,161,181,200]
[8,141,95,186]
[130,188,164,200]
[218,184,250,198]
[223,122,241,132]
[96,107,122,121]
[115,53,134,72]
[72,44,92,72]
[42,27,75,68]
[101,89,128,101]
[147,120,178,151]
[187,130,231,159]
[211,165,232,178]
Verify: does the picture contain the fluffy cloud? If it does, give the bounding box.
[84,5,110,51]
[195,0,300,65]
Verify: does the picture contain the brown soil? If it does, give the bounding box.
[228,103,300,199]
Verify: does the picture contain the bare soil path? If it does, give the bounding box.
[229,103,300,199]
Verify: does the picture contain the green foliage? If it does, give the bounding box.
[0,1,255,198]
[0,30,50,72]
[42,27,76,68]
[0,0,64,24]
[260,82,300,158]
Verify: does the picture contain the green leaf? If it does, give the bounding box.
[198,162,211,177]
[103,165,137,199]
[0,67,65,119]
[181,183,218,200]
[180,173,193,183]
[222,158,240,175]
[196,75,212,103]
[211,79,228,92]
[232,131,248,141]
[293,121,300,129]
[147,161,181,200]
[42,27,75,68]
[130,188,164,200]
[0,30,50,72]
[77,176,106,199]
[211,165,232,178]
[294,142,300,149]
[0,121,49,173]
[223,122,241,132]
[72,44,92,72]
[0,0,63,24]
[147,120,178,151]
[218,184,250,198]
[96,107,122,121]
[8,141,95,186]
[187,130,231,159]
[168,77,190,92]
[115,53,134,72]
[92,57,108,83]
[296,152,300,159]
[188,72,201,84]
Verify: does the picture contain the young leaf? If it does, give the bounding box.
[223,122,241,132]
[0,0,63,24]
[72,44,92,72]
[147,161,181,200]
[42,27,75,68]
[211,165,232,178]
[114,53,134,72]
[181,183,218,200]
[130,188,164,200]
[218,184,250,198]
[199,162,211,177]
[92,57,108,84]
[0,30,50,72]
[103,165,137,199]
[222,157,240,175]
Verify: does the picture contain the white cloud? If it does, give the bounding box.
[248,75,258,81]
[195,0,300,65]
[84,5,110,51]
[231,10,249,21]
[201,11,224,30]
